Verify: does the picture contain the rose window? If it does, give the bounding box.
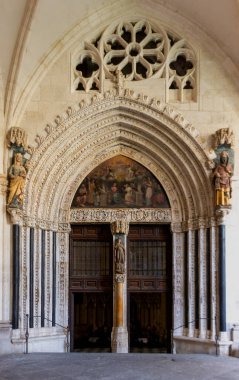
[100,21,167,81]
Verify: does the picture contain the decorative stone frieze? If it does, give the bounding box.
[70,208,171,224]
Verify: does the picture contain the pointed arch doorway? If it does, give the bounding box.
[17,93,215,355]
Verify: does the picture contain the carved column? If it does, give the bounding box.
[187,220,196,338]
[110,220,129,353]
[8,209,23,329]
[171,223,184,336]
[198,218,207,339]
[209,218,217,339]
[0,175,10,329]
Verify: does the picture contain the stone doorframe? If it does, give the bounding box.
[9,91,220,353]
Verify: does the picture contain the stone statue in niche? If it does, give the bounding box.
[114,236,125,274]
[7,152,27,208]
[213,150,233,207]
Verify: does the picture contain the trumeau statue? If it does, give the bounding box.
[114,236,125,274]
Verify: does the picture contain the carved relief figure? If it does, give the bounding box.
[114,237,125,274]
[213,151,233,206]
[8,152,27,208]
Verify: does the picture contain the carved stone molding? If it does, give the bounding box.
[0,174,8,195]
[70,208,172,224]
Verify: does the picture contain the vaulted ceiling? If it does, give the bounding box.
[0,0,239,120]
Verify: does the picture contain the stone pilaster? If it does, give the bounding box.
[111,220,128,353]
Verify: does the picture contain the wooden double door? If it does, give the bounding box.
[69,224,172,352]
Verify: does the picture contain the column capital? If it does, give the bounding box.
[111,220,129,235]
[171,222,183,233]
[215,205,231,225]
[115,274,125,283]
[198,217,208,229]
[7,208,23,225]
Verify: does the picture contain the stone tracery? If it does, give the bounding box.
[72,19,197,101]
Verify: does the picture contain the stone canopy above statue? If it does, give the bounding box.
[71,155,170,209]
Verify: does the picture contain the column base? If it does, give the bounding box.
[0,322,13,354]
[111,327,128,353]
[216,332,232,356]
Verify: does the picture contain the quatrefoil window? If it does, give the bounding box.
[76,56,99,78]
[169,55,193,77]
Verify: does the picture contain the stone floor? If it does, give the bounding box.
[0,353,239,380]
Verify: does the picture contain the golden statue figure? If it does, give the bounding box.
[8,153,27,207]
[213,150,233,206]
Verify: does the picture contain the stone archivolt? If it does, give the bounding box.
[21,91,212,229]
